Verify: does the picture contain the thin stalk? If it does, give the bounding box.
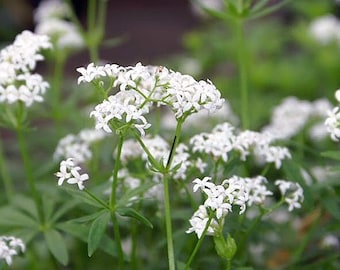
[235,19,249,129]
[86,0,101,63]
[184,217,213,270]
[0,138,14,201]
[226,259,231,270]
[16,127,44,223]
[163,174,176,270]
[51,50,66,132]
[109,134,125,270]
[163,118,184,270]
[111,213,125,270]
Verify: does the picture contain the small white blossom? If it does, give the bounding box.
[55,158,89,190]
[309,15,340,45]
[186,205,219,238]
[193,176,249,219]
[0,30,51,107]
[275,180,304,211]
[325,90,340,141]
[0,236,25,265]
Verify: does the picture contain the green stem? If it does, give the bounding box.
[109,134,125,270]
[184,217,213,270]
[0,137,14,201]
[84,188,109,210]
[51,50,66,131]
[235,19,249,130]
[163,174,176,270]
[163,118,184,270]
[226,259,231,270]
[16,127,44,223]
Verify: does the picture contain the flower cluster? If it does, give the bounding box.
[275,180,304,211]
[77,62,224,135]
[190,122,291,168]
[54,128,107,164]
[187,176,248,238]
[0,236,25,265]
[309,14,340,45]
[263,97,332,141]
[55,158,89,190]
[186,205,220,239]
[0,31,51,106]
[187,175,303,238]
[34,0,84,50]
[325,89,340,141]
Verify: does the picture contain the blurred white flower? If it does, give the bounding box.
[0,30,51,107]
[309,15,340,45]
[191,122,291,168]
[190,0,224,18]
[263,97,332,142]
[34,0,84,50]
[275,180,304,211]
[0,236,25,265]
[54,129,106,164]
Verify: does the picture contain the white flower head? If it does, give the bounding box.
[0,30,51,107]
[77,62,224,136]
[309,15,340,45]
[275,180,304,211]
[55,158,89,190]
[0,236,25,265]
[186,205,219,238]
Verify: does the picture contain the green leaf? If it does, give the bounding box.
[251,0,270,12]
[116,181,156,208]
[42,195,56,223]
[10,195,38,220]
[248,0,292,20]
[61,186,106,208]
[322,196,340,220]
[117,207,153,228]
[0,206,37,228]
[69,210,107,223]
[321,151,340,161]
[57,221,117,257]
[50,200,79,224]
[88,210,111,256]
[44,229,69,265]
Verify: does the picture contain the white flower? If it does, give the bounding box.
[78,62,224,135]
[0,236,25,266]
[0,30,51,107]
[193,175,248,219]
[186,205,219,238]
[309,15,340,45]
[35,19,84,50]
[190,122,235,162]
[243,176,273,206]
[77,63,108,84]
[190,0,224,18]
[275,180,304,211]
[34,0,71,22]
[262,97,313,140]
[55,158,89,190]
[192,176,214,192]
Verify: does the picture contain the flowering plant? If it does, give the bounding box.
[0,0,339,269]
